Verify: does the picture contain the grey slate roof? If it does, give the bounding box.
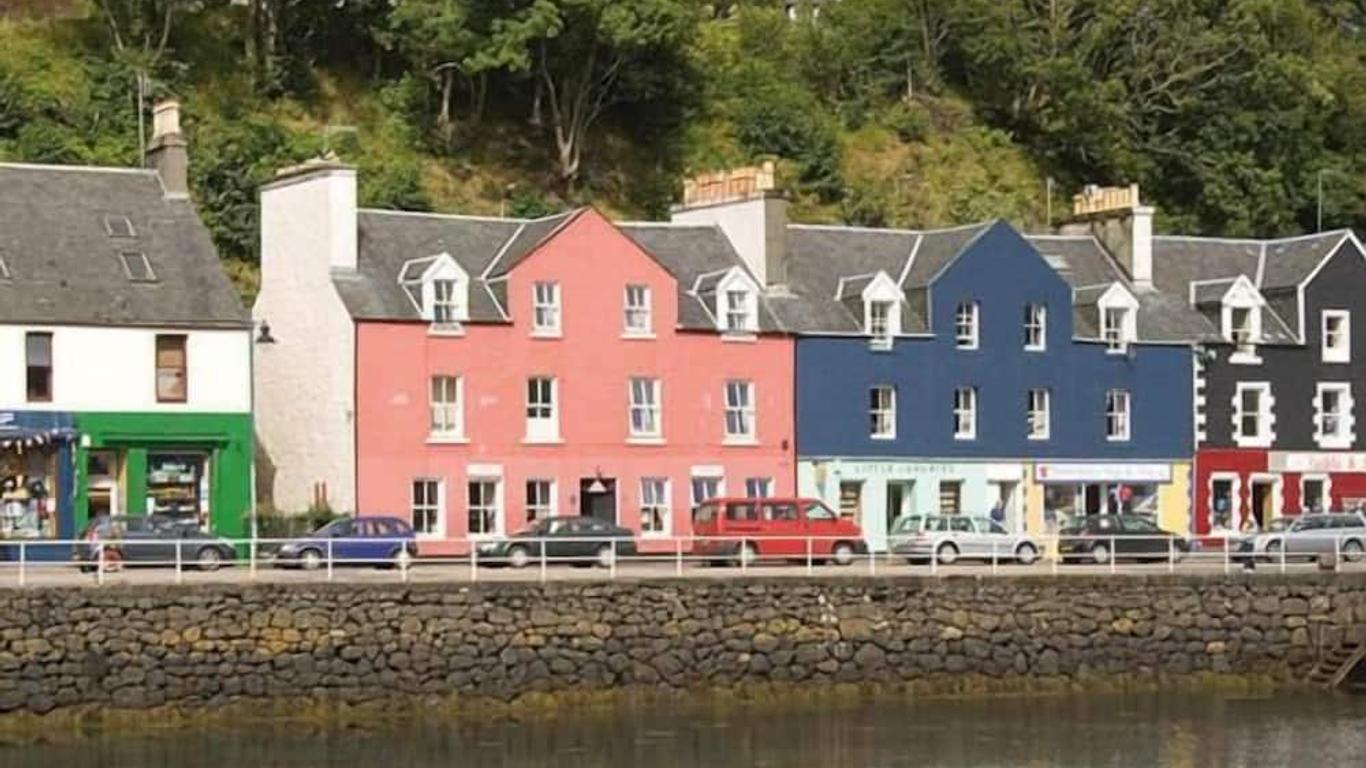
[0,163,248,328]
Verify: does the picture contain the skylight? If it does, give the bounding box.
[104,214,136,238]
[120,251,156,282]
[1042,254,1070,271]
[0,253,9,280]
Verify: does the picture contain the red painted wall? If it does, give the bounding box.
[1194,448,1366,534]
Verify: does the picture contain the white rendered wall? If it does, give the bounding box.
[0,325,250,413]
[254,167,358,513]
[673,197,771,284]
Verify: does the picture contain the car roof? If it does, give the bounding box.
[705,497,823,504]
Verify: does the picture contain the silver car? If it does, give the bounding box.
[889,514,1040,565]
[1235,513,1366,563]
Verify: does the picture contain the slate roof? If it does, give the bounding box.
[0,163,248,328]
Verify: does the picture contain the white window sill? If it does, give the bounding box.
[622,332,656,340]
[640,531,671,540]
[1106,436,1131,443]
[1316,436,1353,450]
[723,436,759,446]
[953,434,976,441]
[1028,434,1050,441]
[868,338,894,351]
[955,344,978,351]
[1323,355,1351,364]
[1234,436,1273,449]
[627,436,665,445]
[530,330,562,339]
[468,533,504,542]
[427,324,466,337]
[521,437,565,445]
[721,332,758,343]
[415,531,446,541]
[870,434,896,441]
[1105,347,1129,356]
[1025,344,1046,353]
[1229,352,1262,365]
[426,435,469,445]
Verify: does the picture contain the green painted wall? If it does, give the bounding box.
[73,413,253,539]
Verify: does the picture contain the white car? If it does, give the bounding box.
[889,514,1040,565]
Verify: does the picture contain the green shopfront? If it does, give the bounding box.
[72,413,253,540]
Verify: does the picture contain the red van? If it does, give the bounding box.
[691,497,867,566]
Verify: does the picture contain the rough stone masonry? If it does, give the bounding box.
[2,574,1366,717]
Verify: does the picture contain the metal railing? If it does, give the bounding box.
[0,532,1363,587]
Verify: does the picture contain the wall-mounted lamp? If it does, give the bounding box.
[586,467,608,494]
[1192,344,1218,364]
[255,320,277,344]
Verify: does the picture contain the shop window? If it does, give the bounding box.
[839,480,863,519]
[1302,477,1328,514]
[1043,485,1078,532]
[1210,477,1237,532]
[410,478,444,538]
[147,453,207,525]
[938,480,963,515]
[640,477,670,536]
[25,332,52,403]
[155,334,188,403]
[526,479,555,524]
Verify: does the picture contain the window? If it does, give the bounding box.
[431,278,463,325]
[1302,476,1328,514]
[724,289,755,333]
[628,377,662,439]
[1024,304,1046,351]
[867,300,894,347]
[624,284,652,336]
[120,251,156,282]
[525,377,558,441]
[1028,388,1050,440]
[640,478,671,535]
[25,332,52,403]
[724,380,756,441]
[745,477,773,498]
[1235,383,1272,445]
[155,334,187,403]
[839,481,863,519]
[532,281,561,335]
[954,301,979,349]
[467,478,502,536]
[1228,306,1257,356]
[1105,389,1131,441]
[953,387,976,440]
[939,481,962,515]
[410,479,444,538]
[1323,310,1351,363]
[1102,307,1129,352]
[526,479,555,524]
[1316,383,1352,447]
[429,375,463,439]
[0,253,9,280]
[690,474,724,515]
[869,386,896,439]
[103,214,135,238]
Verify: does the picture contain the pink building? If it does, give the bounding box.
[254,162,794,550]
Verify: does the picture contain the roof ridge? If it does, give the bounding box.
[359,208,525,224]
[789,220,991,236]
[0,161,157,177]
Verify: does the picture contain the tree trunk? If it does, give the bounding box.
[438,69,455,147]
[530,76,543,127]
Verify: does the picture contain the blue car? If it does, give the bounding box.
[273,516,418,570]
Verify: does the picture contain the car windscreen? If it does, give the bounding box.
[890,516,924,533]
[315,519,352,537]
[692,503,718,524]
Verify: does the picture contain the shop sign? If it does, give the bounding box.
[1034,462,1172,484]
[831,461,962,478]
[1268,452,1366,474]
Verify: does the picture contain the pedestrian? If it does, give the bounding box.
[990,499,1005,528]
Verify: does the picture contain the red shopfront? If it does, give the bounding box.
[1194,449,1366,535]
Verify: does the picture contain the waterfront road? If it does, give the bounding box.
[1,556,1361,588]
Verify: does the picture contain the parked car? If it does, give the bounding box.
[890,514,1040,565]
[74,514,235,572]
[691,497,867,566]
[1234,513,1366,564]
[475,516,638,568]
[273,516,417,570]
[1057,514,1190,564]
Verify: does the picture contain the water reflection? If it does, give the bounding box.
[4,691,1364,767]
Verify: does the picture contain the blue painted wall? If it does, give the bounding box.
[795,221,1193,460]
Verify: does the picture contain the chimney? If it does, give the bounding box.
[259,154,358,276]
[146,100,189,198]
[1059,183,1154,289]
[670,161,789,290]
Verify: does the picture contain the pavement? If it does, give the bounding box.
[0,554,1359,589]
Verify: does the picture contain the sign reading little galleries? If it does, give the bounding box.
[1033,462,1173,484]
[1268,452,1366,473]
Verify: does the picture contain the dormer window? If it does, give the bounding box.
[1229,307,1256,356]
[724,289,751,331]
[713,267,760,335]
[867,301,893,346]
[431,278,462,324]
[1219,278,1264,363]
[1102,308,1128,352]
[120,251,156,282]
[859,271,902,350]
[402,253,470,331]
[1096,283,1139,354]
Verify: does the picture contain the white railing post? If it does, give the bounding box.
[539,539,547,584]
[991,541,998,576]
[930,544,938,576]
[741,538,748,573]
[610,539,617,579]
[326,539,334,582]
[675,537,683,577]
[1168,538,1175,574]
[1051,535,1058,576]
[869,543,876,575]
[1109,536,1117,575]
[175,539,183,585]
[97,543,106,586]
[805,537,813,575]
[1334,536,1341,573]
[470,544,479,583]
[400,541,410,583]
[249,538,257,581]
[1280,542,1287,574]
[1223,540,1230,574]
[17,542,25,588]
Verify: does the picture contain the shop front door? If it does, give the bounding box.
[1250,479,1277,529]
[580,478,617,523]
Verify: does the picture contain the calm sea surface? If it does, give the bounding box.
[3,690,1364,767]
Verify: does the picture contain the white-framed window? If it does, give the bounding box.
[525,376,559,441]
[867,300,894,347]
[1323,310,1351,363]
[628,377,662,439]
[869,385,896,439]
[624,284,652,336]
[467,478,502,537]
[429,375,464,439]
[1106,389,1131,441]
[954,301,979,349]
[724,289,756,333]
[431,278,463,325]
[1027,388,1050,440]
[640,477,671,536]
[1102,307,1130,353]
[1234,382,1273,446]
[526,479,555,524]
[953,386,976,440]
[1024,303,1046,351]
[1228,306,1257,357]
[690,471,725,514]
[1315,382,1354,448]
[1301,475,1330,514]
[724,379,756,441]
[410,478,444,538]
[532,281,561,335]
[745,477,773,498]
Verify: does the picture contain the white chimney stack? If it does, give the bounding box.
[670,162,789,289]
[146,99,189,198]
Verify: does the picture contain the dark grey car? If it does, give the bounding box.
[475,516,638,568]
[75,514,236,571]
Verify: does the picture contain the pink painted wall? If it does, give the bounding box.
[355,209,794,551]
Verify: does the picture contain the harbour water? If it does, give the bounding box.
[3,690,1364,767]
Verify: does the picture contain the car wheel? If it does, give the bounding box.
[831,541,856,567]
[1265,539,1283,563]
[936,542,959,566]
[1341,539,1364,563]
[507,545,531,569]
[737,541,759,568]
[1014,542,1039,565]
[595,544,616,569]
[1090,542,1111,565]
[299,548,324,571]
[196,546,223,572]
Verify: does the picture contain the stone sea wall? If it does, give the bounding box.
[3,574,1366,717]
